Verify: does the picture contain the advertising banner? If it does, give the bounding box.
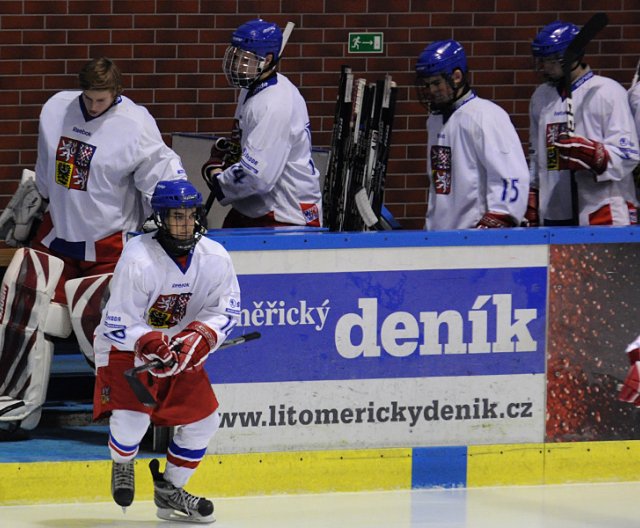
[206,245,548,453]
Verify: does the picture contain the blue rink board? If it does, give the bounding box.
[206,225,640,251]
[208,266,547,384]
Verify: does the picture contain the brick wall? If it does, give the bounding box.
[1,2,638,229]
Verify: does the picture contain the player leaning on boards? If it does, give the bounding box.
[201,18,323,228]
[0,57,186,435]
[93,180,241,523]
[527,20,639,226]
[415,39,529,230]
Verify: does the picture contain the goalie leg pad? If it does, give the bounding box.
[65,273,113,369]
[0,248,65,428]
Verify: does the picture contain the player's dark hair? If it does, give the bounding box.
[79,57,123,97]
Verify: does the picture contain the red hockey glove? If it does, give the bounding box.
[476,212,517,228]
[170,321,218,374]
[627,344,640,365]
[201,137,241,193]
[554,134,610,175]
[619,362,640,406]
[523,188,539,227]
[134,331,178,378]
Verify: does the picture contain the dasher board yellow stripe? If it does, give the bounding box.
[0,448,411,505]
[467,440,640,487]
[2,441,640,505]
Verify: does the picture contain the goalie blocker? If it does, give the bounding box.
[0,169,48,248]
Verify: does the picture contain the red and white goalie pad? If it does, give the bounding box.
[65,273,112,369]
[0,248,64,429]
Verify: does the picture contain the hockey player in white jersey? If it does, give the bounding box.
[627,69,640,200]
[202,18,323,227]
[415,39,529,230]
[93,179,241,523]
[0,57,186,433]
[528,21,639,226]
[630,78,640,141]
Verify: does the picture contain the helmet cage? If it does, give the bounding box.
[151,180,207,256]
[153,206,207,257]
[415,72,461,115]
[223,46,268,88]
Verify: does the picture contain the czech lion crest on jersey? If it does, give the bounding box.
[430,145,452,194]
[147,292,192,328]
[546,122,568,171]
[55,136,97,191]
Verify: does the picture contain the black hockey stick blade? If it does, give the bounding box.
[124,331,262,407]
[124,359,164,407]
[563,13,608,73]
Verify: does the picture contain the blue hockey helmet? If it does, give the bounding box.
[224,19,283,88]
[151,180,207,256]
[231,19,283,62]
[151,179,203,211]
[415,39,468,78]
[531,21,580,58]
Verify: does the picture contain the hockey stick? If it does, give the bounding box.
[632,57,640,89]
[280,21,295,57]
[124,331,261,407]
[563,12,608,135]
[323,66,354,230]
[562,12,608,224]
[354,187,392,230]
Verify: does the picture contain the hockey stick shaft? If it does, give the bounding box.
[279,22,295,57]
[562,13,608,224]
[563,12,608,134]
[632,56,640,88]
[124,331,261,406]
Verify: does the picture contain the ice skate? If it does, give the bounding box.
[111,459,135,511]
[149,458,215,524]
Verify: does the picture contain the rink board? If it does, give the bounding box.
[207,240,547,453]
[2,440,640,504]
[1,228,640,504]
[211,375,545,454]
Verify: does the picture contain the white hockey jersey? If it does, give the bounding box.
[529,70,639,225]
[93,233,241,368]
[425,91,529,230]
[35,91,186,261]
[217,73,322,226]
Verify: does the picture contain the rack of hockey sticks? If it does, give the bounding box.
[322,66,398,231]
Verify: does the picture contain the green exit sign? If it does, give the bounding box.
[348,32,384,54]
